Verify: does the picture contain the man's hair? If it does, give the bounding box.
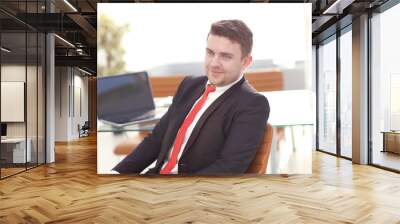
[208,19,253,58]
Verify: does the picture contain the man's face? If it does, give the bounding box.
[205,34,252,87]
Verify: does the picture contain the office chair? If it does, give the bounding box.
[79,121,90,138]
[246,123,273,174]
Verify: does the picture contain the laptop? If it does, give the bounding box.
[97,71,159,127]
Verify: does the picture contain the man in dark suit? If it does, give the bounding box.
[113,19,270,174]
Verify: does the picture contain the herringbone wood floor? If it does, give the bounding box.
[1,135,400,223]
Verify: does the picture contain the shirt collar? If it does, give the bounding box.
[206,74,244,93]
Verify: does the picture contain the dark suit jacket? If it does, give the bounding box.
[113,76,270,174]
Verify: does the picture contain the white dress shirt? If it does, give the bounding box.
[141,74,244,174]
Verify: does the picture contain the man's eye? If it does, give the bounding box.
[222,55,232,59]
[207,51,214,56]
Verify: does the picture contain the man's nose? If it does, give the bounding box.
[210,55,221,67]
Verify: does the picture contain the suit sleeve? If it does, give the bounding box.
[112,77,189,174]
[194,94,270,174]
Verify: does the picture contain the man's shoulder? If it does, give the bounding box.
[172,76,207,99]
[238,79,264,97]
[235,79,269,107]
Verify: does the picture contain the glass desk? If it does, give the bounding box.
[97,106,168,133]
[98,120,158,132]
[97,106,168,174]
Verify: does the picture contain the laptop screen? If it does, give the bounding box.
[97,72,155,123]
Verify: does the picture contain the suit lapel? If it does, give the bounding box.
[180,77,245,158]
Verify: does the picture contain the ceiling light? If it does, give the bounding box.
[78,67,93,76]
[323,0,355,15]
[54,34,75,48]
[63,0,78,12]
[1,47,11,53]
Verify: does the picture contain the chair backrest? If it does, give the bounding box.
[246,123,273,174]
[82,121,90,129]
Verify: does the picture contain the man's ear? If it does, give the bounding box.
[242,55,253,68]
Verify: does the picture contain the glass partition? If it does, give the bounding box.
[0,1,46,179]
[317,36,337,155]
[1,30,28,177]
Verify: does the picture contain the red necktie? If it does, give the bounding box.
[160,84,216,174]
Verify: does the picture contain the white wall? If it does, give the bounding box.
[1,65,28,138]
[1,64,46,163]
[282,61,307,90]
[75,71,89,138]
[55,67,69,141]
[55,67,89,141]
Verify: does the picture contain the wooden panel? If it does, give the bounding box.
[88,77,97,132]
[149,75,185,97]
[148,70,283,98]
[244,70,284,92]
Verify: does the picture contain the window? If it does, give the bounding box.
[371,2,400,171]
[317,36,337,154]
[339,27,352,158]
